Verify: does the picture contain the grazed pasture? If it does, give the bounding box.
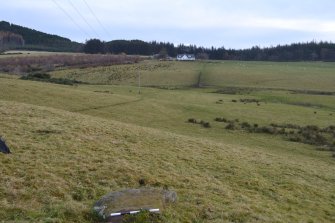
[0,58,335,222]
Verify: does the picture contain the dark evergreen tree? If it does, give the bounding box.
[83,39,105,54]
[3,20,335,61]
[0,31,25,52]
[0,21,82,52]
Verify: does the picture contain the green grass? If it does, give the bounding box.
[202,61,335,91]
[50,60,201,86]
[1,60,335,222]
[50,60,335,91]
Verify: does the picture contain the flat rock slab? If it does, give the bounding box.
[93,188,177,221]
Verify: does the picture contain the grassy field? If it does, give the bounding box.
[0,60,335,223]
[50,60,335,91]
[51,60,201,86]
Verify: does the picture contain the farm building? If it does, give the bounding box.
[176,54,196,61]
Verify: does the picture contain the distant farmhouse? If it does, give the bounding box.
[176,54,196,61]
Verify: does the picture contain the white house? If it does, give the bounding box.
[176,54,196,61]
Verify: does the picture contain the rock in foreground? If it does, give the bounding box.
[93,188,177,222]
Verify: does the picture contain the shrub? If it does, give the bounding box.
[288,135,303,143]
[241,122,251,129]
[313,133,328,145]
[214,87,254,95]
[258,126,277,134]
[240,98,259,103]
[29,72,51,79]
[20,73,84,85]
[202,122,211,128]
[231,99,237,103]
[188,118,197,124]
[326,125,335,132]
[138,178,146,186]
[213,115,335,158]
[279,128,286,135]
[305,125,320,131]
[316,146,332,151]
[214,117,227,122]
[225,123,237,130]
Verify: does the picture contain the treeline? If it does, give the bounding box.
[225,42,335,61]
[2,20,335,61]
[0,21,82,52]
[0,31,25,52]
[84,39,177,57]
[84,39,335,61]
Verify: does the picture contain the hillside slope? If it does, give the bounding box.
[0,21,82,52]
[1,99,334,223]
[0,75,334,222]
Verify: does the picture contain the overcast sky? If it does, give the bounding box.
[1,0,335,49]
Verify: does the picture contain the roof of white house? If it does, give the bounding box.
[176,54,195,60]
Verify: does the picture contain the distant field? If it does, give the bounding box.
[51,60,335,91]
[202,61,335,91]
[1,59,335,222]
[51,60,201,86]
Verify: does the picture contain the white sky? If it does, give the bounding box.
[1,0,335,48]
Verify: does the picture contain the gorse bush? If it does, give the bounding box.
[214,87,254,95]
[188,118,197,124]
[215,116,335,157]
[188,118,211,128]
[26,72,51,79]
[225,123,237,130]
[20,73,85,85]
[202,122,211,128]
[214,117,227,122]
[240,98,260,104]
[257,126,278,135]
[241,122,251,129]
